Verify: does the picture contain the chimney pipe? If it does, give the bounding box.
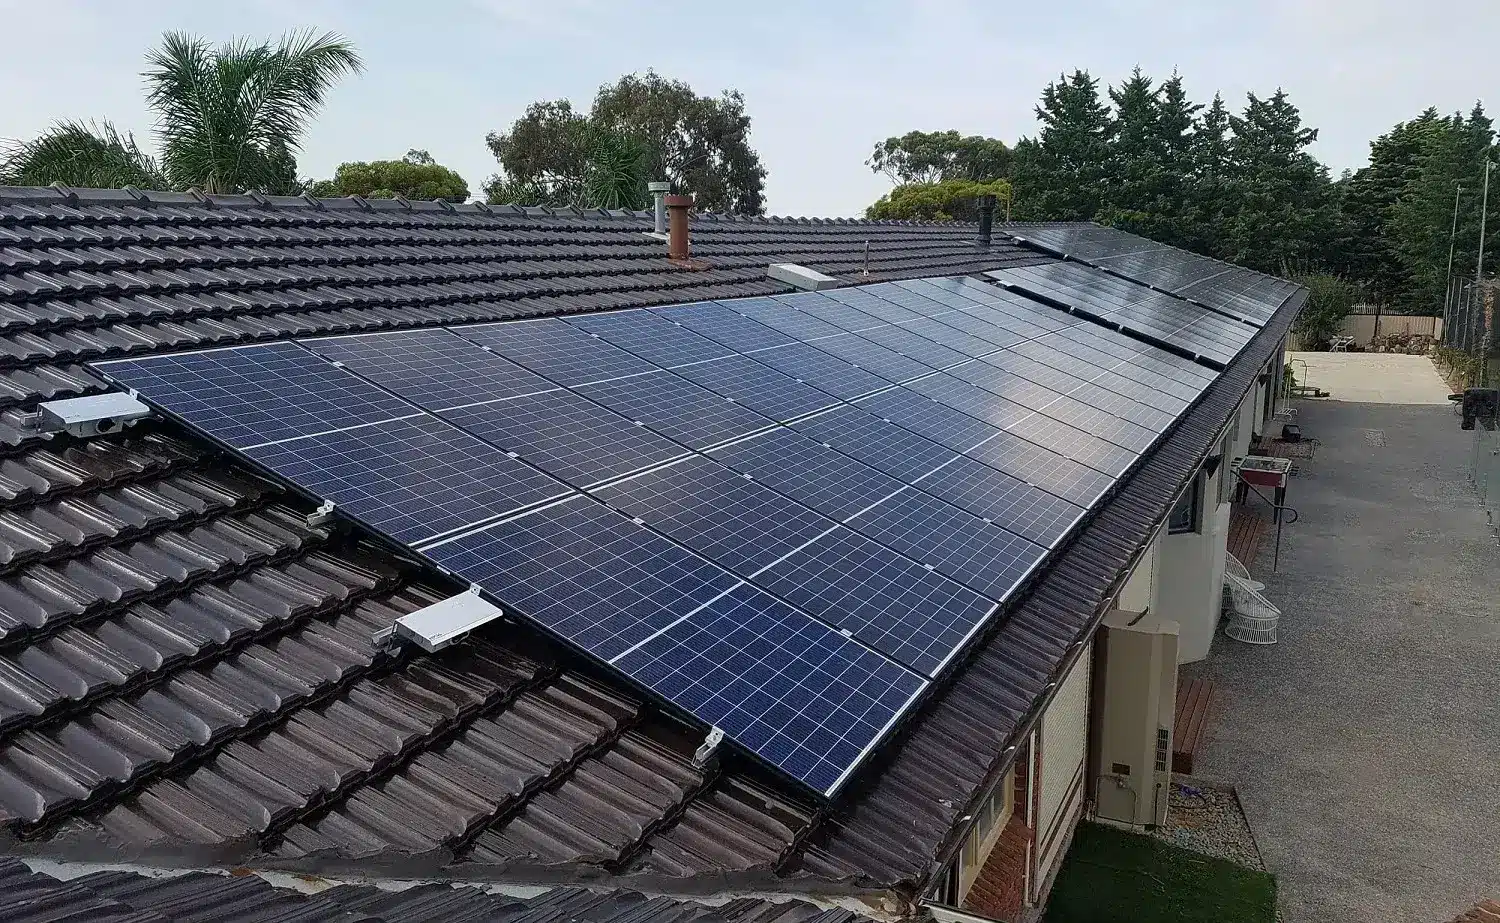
[648,181,671,233]
[977,194,996,248]
[665,193,693,261]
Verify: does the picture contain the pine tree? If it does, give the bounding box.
[1184,92,1234,256]
[1221,89,1332,273]
[1011,70,1114,220]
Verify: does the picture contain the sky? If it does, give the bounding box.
[1,0,1495,216]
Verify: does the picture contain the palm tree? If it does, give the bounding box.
[582,131,650,210]
[1,120,166,188]
[0,30,361,194]
[145,30,362,193]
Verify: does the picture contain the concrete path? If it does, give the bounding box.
[1288,352,1451,404]
[1186,400,1500,923]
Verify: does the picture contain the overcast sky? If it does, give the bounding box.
[2,0,1494,216]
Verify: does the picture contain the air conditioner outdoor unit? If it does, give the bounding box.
[1092,609,1179,829]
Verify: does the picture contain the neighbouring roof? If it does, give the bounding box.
[0,185,1303,907]
[0,857,878,923]
[1453,900,1500,923]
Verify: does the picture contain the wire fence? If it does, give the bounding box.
[1440,278,1500,527]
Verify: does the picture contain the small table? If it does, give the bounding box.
[1231,455,1291,512]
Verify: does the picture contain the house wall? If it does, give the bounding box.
[1031,644,1092,899]
[1152,386,1256,663]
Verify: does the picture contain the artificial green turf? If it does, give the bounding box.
[1042,822,1277,923]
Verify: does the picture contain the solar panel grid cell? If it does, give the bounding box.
[805,333,933,382]
[247,415,570,545]
[96,341,415,449]
[745,341,893,400]
[709,426,906,522]
[443,389,688,486]
[755,528,996,677]
[455,318,659,386]
[655,301,799,353]
[614,583,925,795]
[304,328,558,411]
[565,307,734,368]
[576,371,775,449]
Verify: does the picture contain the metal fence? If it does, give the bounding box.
[1441,279,1500,527]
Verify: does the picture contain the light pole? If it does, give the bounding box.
[1444,184,1464,336]
[1477,156,1496,385]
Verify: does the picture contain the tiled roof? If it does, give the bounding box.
[0,185,1301,904]
[1453,900,1500,923]
[0,857,876,923]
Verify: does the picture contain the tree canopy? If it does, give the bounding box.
[865,179,1011,221]
[2,29,361,195]
[866,130,1010,184]
[484,71,768,214]
[309,149,470,201]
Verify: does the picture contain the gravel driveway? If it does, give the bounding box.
[1185,399,1500,922]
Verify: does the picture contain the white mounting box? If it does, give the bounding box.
[767,263,839,291]
[38,392,151,437]
[379,588,505,652]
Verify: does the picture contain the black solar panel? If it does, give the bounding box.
[754,528,996,677]
[804,333,934,383]
[747,342,893,400]
[671,354,839,421]
[591,456,832,575]
[738,293,861,341]
[710,427,906,522]
[656,301,799,353]
[988,263,1255,367]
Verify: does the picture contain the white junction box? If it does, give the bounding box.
[39,392,151,437]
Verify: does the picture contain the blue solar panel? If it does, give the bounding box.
[733,294,852,341]
[754,528,995,677]
[442,389,688,486]
[577,370,774,449]
[710,427,906,522]
[425,496,739,661]
[96,342,416,449]
[565,308,734,368]
[97,272,1230,801]
[804,333,933,383]
[246,416,570,545]
[655,301,798,353]
[591,456,832,575]
[614,583,924,795]
[843,487,1044,600]
[303,329,557,411]
[671,355,838,421]
[454,318,659,386]
[747,342,891,400]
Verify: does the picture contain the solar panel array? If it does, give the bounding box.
[1007,224,1299,324]
[95,268,1242,798]
[986,262,1258,368]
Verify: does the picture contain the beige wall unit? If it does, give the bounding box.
[1032,644,1091,895]
[1092,609,1179,828]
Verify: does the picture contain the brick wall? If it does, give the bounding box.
[962,812,1033,923]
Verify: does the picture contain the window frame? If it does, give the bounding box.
[1168,473,1202,534]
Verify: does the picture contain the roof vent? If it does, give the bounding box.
[768,263,839,291]
[648,181,671,235]
[374,587,505,652]
[38,392,151,437]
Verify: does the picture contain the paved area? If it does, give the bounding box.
[1288,351,1451,403]
[1186,400,1500,923]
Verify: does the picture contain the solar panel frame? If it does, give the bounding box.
[670,354,841,421]
[655,301,801,354]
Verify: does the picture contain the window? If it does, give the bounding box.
[1168,475,1201,534]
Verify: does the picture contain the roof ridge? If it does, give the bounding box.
[0,183,976,228]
